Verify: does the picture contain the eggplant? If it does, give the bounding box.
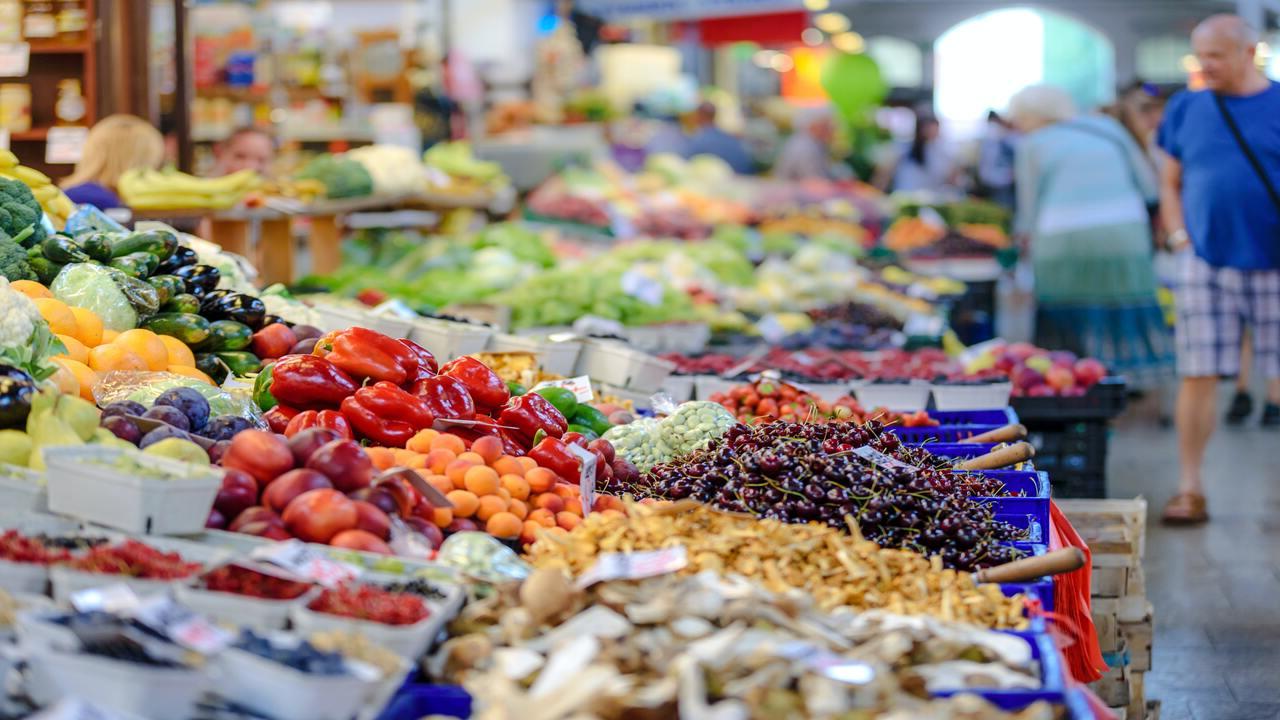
[201,293,266,330]
[155,245,198,275]
[259,314,288,327]
[197,289,233,314]
[172,264,221,296]
[0,365,36,430]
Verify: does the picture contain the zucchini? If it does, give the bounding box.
[162,293,201,315]
[195,354,230,385]
[147,275,186,304]
[109,229,179,260]
[41,235,90,264]
[214,351,262,377]
[110,251,160,278]
[196,320,253,352]
[79,232,116,263]
[29,257,62,286]
[142,313,211,346]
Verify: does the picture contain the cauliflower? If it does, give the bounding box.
[0,277,63,380]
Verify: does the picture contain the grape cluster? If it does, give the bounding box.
[645,421,1024,571]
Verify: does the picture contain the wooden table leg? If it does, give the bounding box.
[258,217,295,286]
[308,214,343,276]
[208,218,251,258]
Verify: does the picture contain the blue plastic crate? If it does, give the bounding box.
[925,443,1036,471]
[932,630,1069,710]
[999,542,1055,612]
[887,407,1020,443]
[377,683,471,720]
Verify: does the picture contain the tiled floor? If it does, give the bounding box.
[1108,393,1280,720]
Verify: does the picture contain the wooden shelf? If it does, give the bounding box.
[8,128,50,141]
[27,40,91,55]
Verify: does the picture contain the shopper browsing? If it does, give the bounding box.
[774,108,837,181]
[686,101,753,174]
[59,114,165,210]
[1157,14,1280,524]
[212,126,275,177]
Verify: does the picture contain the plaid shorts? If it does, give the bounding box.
[1175,253,1280,378]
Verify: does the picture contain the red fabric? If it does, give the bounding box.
[1048,501,1108,683]
[698,11,807,46]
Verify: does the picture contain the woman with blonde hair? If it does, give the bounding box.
[60,114,164,209]
[1010,84,1173,387]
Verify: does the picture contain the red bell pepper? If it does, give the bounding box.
[439,356,509,411]
[284,409,353,440]
[561,432,589,448]
[270,354,359,410]
[398,339,438,382]
[315,327,418,385]
[340,381,435,447]
[498,429,527,457]
[498,393,567,444]
[263,405,299,434]
[527,437,581,482]
[410,375,475,421]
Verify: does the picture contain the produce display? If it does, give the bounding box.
[601,400,738,473]
[0,153,75,229]
[200,563,313,600]
[705,377,937,427]
[308,583,430,626]
[65,539,202,579]
[119,168,263,210]
[883,198,1012,258]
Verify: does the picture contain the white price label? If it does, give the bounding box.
[45,126,88,165]
[531,375,594,403]
[756,314,787,343]
[250,539,361,587]
[576,546,687,588]
[567,443,597,516]
[852,445,916,473]
[133,595,232,654]
[69,583,140,614]
[620,269,664,306]
[0,43,30,77]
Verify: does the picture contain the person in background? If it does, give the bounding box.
[212,126,275,177]
[976,110,1017,210]
[1156,14,1280,524]
[774,108,836,181]
[1112,80,1167,165]
[874,110,961,195]
[60,114,165,210]
[685,101,753,174]
[1010,83,1173,400]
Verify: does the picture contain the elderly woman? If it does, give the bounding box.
[1010,84,1173,387]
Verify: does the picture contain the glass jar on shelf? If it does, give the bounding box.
[54,78,85,125]
[22,0,57,40]
[0,1,22,43]
[55,0,87,42]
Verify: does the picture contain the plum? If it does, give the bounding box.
[143,405,190,432]
[100,401,147,421]
[100,416,142,445]
[203,415,255,441]
[154,387,211,431]
[207,440,232,464]
[139,425,191,449]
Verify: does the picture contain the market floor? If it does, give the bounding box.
[1108,389,1280,720]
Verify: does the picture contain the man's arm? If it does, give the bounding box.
[1159,152,1188,250]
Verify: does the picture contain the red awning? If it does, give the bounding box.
[697,10,807,46]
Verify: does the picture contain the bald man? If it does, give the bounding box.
[1157,14,1280,524]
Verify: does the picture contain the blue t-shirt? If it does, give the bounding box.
[1157,83,1280,270]
[686,127,753,174]
[63,182,123,210]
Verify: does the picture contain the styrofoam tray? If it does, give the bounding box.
[290,601,444,660]
[693,375,739,401]
[931,382,1014,411]
[660,374,695,403]
[44,446,222,535]
[0,466,47,513]
[49,565,190,605]
[623,325,664,353]
[317,304,415,339]
[410,318,494,360]
[487,333,582,376]
[213,646,381,720]
[0,558,50,595]
[806,382,853,403]
[575,340,674,393]
[175,580,317,632]
[661,322,711,355]
[24,643,209,720]
[853,382,932,412]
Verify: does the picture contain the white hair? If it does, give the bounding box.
[1008,84,1077,126]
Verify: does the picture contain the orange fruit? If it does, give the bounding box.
[516,457,538,472]
[446,490,479,518]
[426,449,457,475]
[425,474,453,496]
[561,500,583,517]
[463,466,500,496]
[431,506,453,528]
[456,451,485,466]
[500,474,530,501]
[55,334,89,365]
[599,508,626,519]
[11,280,52,299]
[507,499,528,520]
[471,436,503,465]
[113,329,168,371]
[406,429,439,454]
[88,344,146,373]
[491,455,524,477]
[521,520,544,545]
[33,298,78,337]
[54,359,99,402]
[46,363,79,397]
[526,467,557,494]
[69,307,103,346]
[528,508,556,528]
[166,365,215,384]
[430,433,466,454]
[446,458,477,488]
[485,512,522,539]
[475,495,508,522]
[159,336,195,367]
[532,493,564,514]
[555,512,581,530]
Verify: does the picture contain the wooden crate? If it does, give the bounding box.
[1094,608,1121,653]
[1058,497,1148,558]
[1094,596,1153,624]
[1122,614,1153,672]
[1091,661,1131,706]
[1127,671,1147,719]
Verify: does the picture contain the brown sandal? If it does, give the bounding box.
[1161,493,1209,525]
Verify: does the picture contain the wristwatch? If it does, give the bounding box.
[1169,228,1190,251]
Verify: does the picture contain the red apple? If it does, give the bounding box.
[288,428,343,468]
[221,430,295,487]
[1027,384,1056,397]
[1073,358,1106,387]
[1045,365,1076,392]
[376,476,423,517]
[329,529,392,555]
[352,500,392,540]
[305,440,374,494]
[263,469,332,513]
[229,506,282,532]
[1013,367,1045,391]
[215,469,260,520]
[238,522,292,541]
[283,489,358,543]
[446,518,479,534]
[205,508,227,529]
[348,487,400,516]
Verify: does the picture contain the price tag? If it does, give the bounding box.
[250,539,361,587]
[576,546,687,588]
[903,313,945,337]
[133,595,232,654]
[852,445,916,472]
[0,43,30,77]
[531,375,594,403]
[567,443,596,516]
[69,583,140,614]
[620,269,664,306]
[45,126,88,165]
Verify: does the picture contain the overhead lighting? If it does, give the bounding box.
[814,12,850,34]
[803,0,830,10]
[801,28,824,46]
[770,54,795,73]
[832,31,865,54]
[753,49,779,68]
[1181,53,1201,72]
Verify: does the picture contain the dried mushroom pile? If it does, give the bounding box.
[431,569,1055,720]
[525,501,1027,629]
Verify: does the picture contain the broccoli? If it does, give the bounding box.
[0,229,35,282]
[295,155,374,199]
[0,178,46,249]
